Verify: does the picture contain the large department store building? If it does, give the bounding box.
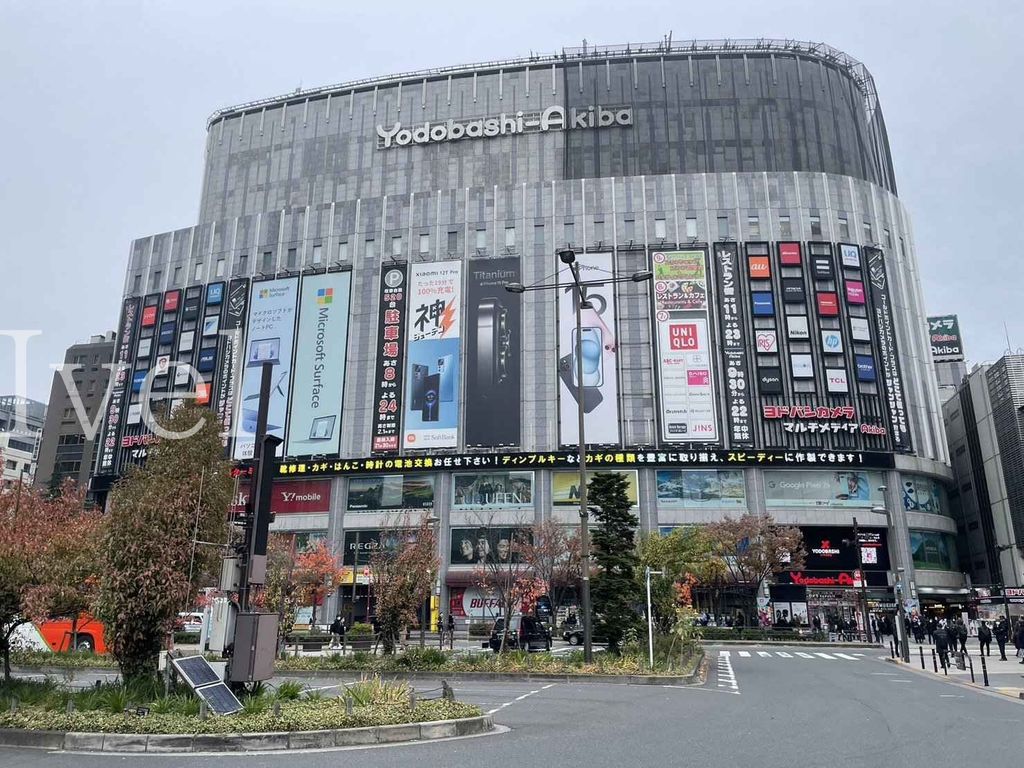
[93,39,965,628]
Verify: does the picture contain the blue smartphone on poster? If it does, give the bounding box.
[437,354,454,401]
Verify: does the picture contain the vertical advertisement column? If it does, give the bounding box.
[465,257,521,447]
[97,296,141,474]
[232,277,299,460]
[557,252,620,446]
[713,243,754,447]
[286,271,353,457]
[371,265,408,453]
[866,248,912,451]
[403,261,462,449]
[651,249,718,443]
[214,278,250,449]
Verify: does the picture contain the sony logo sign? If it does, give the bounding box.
[376,105,632,149]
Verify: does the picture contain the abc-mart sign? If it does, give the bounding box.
[376,105,633,149]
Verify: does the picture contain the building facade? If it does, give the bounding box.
[95,39,962,628]
[0,396,47,489]
[34,332,115,497]
[944,356,1024,619]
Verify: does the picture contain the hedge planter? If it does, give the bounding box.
[0,715,494,753]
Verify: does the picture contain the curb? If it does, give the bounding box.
[274,669,701,685]
[0,715,494,754]
[883,657,1024,703]
[703,640,881,649]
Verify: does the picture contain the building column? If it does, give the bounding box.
[883,471,916,596]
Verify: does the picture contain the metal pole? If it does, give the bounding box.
[572,260,594,664]
[968,652,975,683]
[853,517,870,644]
[646,567,654,669]
[980,652,989,686]
[237,362,273,614]
[896,566,910,662]
[931,648,938,673]
[919,645,925,669]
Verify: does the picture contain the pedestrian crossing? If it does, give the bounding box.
[729,650,868,662]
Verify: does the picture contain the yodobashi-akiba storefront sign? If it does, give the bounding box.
[866,248,912,451]
[376,105,633,148]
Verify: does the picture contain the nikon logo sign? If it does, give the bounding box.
[376,105,632,149]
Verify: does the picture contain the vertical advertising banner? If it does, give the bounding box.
[97,297,141,473]
[232,277,299,460]
[465,257,520,447]
[866,248,912,451]
[214,278,250,446]
[370,265,408,452]
[404,261,462,449]
[651,250,718,443]
[714,244,754,447]
[557,252,620,446]
[286,271,352,457]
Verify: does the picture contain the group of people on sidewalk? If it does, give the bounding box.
[925,615,1024,668]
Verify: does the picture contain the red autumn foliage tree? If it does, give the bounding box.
[96,404,233,682]
[0,480,102,680]
[471,518,541,652]
[521,520,581,617]
[369,517,438,654]
[292,539,344,627]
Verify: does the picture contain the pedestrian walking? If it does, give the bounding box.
[1016,618,1024,664]
[994,616,1010,660]
[871,616,880,644]
[446,612,455,649]
[926,616,936,644]
[329,615,346,650]
[977,620,992,657]
[933,622,951,669]
[956,619,968,654]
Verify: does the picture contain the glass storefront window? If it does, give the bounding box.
[656,470,745,508]
[899,475,949,516]
[909,530,959,571]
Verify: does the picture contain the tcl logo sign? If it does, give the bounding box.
[669,323,698,350]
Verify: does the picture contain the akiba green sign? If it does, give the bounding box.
[286,271,352,457]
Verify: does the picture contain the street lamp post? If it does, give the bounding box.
[871,498,910,662]
[506,250,652,663]
[846,517,871,644]
[645,566,664,669]
[421,513,441,648]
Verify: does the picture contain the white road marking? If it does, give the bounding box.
[814,652,836,660]
[485,683,556,715]
[871,672,898,676]
[757,651,771,658]
[835,653,859,660]
[795,652,814,659]
[739,651,751,657]
[889,679,913,683]
[776,651,793,658]
[717,651,740,694]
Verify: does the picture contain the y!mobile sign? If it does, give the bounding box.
[232,278,299,460]
[404,261,462,449]
[371,265,408,452]
[652,250,718,443]
[286,272,352,457]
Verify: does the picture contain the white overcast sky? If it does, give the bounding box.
[1,0,1020,403]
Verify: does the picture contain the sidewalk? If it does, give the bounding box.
[896,646,1024,699]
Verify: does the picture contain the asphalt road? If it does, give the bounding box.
[3,645,1022,768]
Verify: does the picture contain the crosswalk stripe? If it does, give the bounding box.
[795,652,814,658]
[814,652,836,660]
[738,651,751,657]
[834,653,859,660]
[776,652,793,658]
[757,651,771,658]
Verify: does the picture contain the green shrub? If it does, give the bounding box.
[348,622,374,637]
[173,632,200,645]
[468,622,491,637]
[273,681,304,701]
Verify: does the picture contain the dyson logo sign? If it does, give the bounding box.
[376,105,632,149]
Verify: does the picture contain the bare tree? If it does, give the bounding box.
[369,515,438,654]
[521,520,581,623]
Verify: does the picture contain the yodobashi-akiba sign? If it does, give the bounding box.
[376,105,633,148]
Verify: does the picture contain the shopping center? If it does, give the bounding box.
[92,39,964,629]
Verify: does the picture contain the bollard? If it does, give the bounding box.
[272,701,281,718]
[942,653,948,675]
[968,653,975,683]
[442,680,453,701]
[66,699,74,714]
[919,645,926,670]
[409,689,417,709]
[889,640,895,659]
[345,694,353,715]
[932,648,938,673]
[199,701,209,720]
[980,653,990,687]
[9,697,18,713]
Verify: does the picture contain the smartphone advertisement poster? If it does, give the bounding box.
[370,265,408,452]
[286,271,352,457]
[232,277,299,460]
[651,250,719,443]
[557,251,620,446]
[465,257,520,447]
[404,261,462,449]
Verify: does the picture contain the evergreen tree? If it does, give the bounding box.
[97,404,232,682]
[588,472,640,652]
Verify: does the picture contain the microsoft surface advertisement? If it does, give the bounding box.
[404,261,462,449]
[286,271,352,457]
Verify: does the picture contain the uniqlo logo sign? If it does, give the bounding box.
[817,293,839,316]
[748,256,771,279]
[668,323,699,350]
[779,242,802,266]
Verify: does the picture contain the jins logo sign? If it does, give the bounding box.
[376,105,632,148]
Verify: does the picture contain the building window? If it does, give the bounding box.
[685,217,698,240]
[311,245,322,265]
[863,221,873,242]
[717,215,729,240]
[884,228,892,248]
[173,266,182,284]
[475,228,487,250]
[237,253,248,274]
[533,223,545,249]
[132,274,142,293]
[365,238,377,259]
[286,248,297,269]
[563,221,575,246]
[747,215,760,238]
[4,460,15,471]
[150,270,162,290]
[447,230,459,254]
[216,258,225,277]
[338,241,349,261]
[654,218,667,240]
[262,251,273,272]
[504,226,515,249]
[62,407,74,420]
[193,262,203,281]
[809,214,822,237]
[838,216,850,240]
[419,233,430,255]
[594,220,605,243]
[391,236,403,257]
[779,214,792,238]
